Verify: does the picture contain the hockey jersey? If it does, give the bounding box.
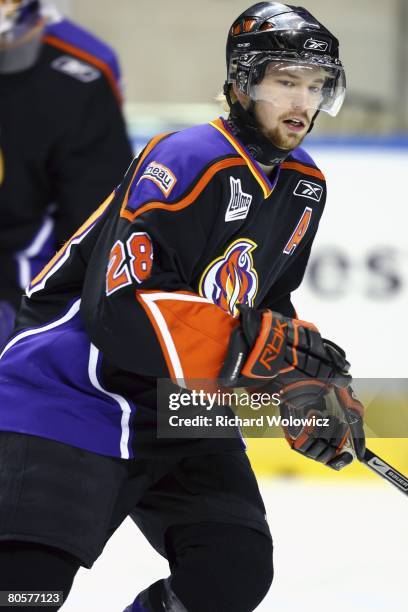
[0,16,132,311]
[0,118,326,459]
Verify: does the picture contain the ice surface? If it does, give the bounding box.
[62,480,408,611]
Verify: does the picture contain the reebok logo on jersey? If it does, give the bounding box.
[225,177,253,222]
[51,56,101,82]
[303,38,329,52]
[293,180,323,202]
[138,162,177,198]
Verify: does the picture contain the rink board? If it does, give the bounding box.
[247,438,408,479]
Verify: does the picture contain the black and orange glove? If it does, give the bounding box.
[278,382,365,470]
[219,304,350,387]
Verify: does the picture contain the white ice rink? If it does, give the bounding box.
[63,479,408,611]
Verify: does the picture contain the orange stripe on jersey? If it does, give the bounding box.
[209,118,272,198]
[121,157,247,223]
[136,294,175,379]
[280,161,325,181]
[136,290,239,382]
[43,34,122,104]
[30,190,115,288]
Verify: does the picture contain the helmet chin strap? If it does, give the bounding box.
[224,83,317,166]
[308,110,320,134]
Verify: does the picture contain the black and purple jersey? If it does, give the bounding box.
[0,16,132,311]
[0,118,326,459]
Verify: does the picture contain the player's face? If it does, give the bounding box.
[235,64,328,150]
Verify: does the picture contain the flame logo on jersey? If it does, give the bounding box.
[199,239,258,317]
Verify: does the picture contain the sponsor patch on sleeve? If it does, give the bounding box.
[51,56,101,82]
[137,161,177,198]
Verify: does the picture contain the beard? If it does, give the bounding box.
[255,107,311,151]
[262,124,308,150]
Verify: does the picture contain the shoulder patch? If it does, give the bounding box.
[51,55,101,82]
[225,177,253,222]
[137,161,177,198]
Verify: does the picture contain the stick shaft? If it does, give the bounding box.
[362,448,408,496]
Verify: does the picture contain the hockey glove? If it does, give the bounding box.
[219,304,351,388]
[278,381,365,470]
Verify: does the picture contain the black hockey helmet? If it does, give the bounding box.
[226,2,345,117]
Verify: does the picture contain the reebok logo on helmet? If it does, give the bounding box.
[304,38,329,52]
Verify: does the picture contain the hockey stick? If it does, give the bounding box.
[361,447,408,496]
[340,395,408,497]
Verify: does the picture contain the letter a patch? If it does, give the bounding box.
[283,207,312,255]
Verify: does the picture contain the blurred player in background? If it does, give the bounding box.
[0,0,133,349]
[0,3,365,611]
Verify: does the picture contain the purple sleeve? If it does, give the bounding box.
[0,302,16,352]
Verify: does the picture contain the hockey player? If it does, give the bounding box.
[0,0,133,349]
[0,3,365,611]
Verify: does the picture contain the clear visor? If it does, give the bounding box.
[250,59,346,117]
